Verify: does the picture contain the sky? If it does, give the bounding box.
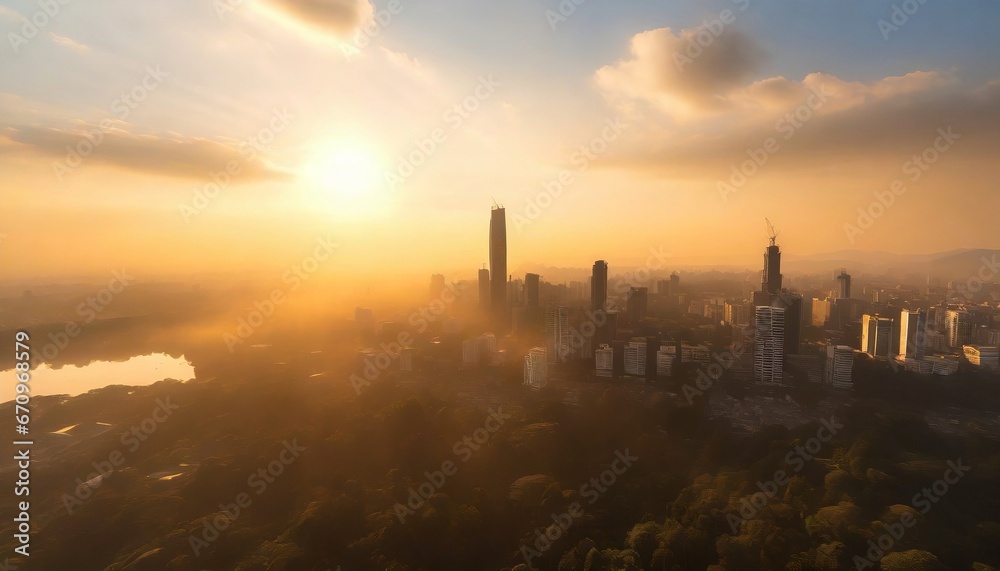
[1,0,999,282]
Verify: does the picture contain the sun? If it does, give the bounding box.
[301,143,387,214]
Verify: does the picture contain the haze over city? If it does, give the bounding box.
[2,1,1000,571]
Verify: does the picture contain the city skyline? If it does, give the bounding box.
[3,1,1000,280]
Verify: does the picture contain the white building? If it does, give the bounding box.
[624,338,646,376]
[523,347,548,387]
[595,344,614,377]
[656,344,676,377]
[754,306,785,383]
[825,344,854,389]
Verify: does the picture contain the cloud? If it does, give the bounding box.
[599,76,1000,179]
[592,27,998,180]
[595,26,766,115]
[48,33,90,53]
[0,123,291,182]
[256,0,373,37]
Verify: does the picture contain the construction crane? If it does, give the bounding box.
[765,217,779,246]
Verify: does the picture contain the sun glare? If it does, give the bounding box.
[302,143,387,215]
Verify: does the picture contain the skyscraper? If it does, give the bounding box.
[478,268,490,312]
[836,269,851,299]
[861,314,893,357]
[754,305,785,383]
[762,242,782,294]
[946,309,971,348]
[544,306,571,364]
[489,205,507,325]
[591,260,608,312]
[525,273,540,308]
[899,309,927,360]
[627,287,648,326]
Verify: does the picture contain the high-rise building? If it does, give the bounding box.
[899,309,927,360]
[772,293,801,355]
[624,338,647,376]
[825,344,854,389]
[525,273,540,308]
[523,347,548,387]
[947,310,972,348]
[627,287,648,326]
[544,306,571,364]
[489,205,507,325]
[836,269,851,299]
[811,298,831,327]
[754,306,785,383]
[478,268,490,312]
[762,242,782,294]
[591,261,608,312]
[861,314,894,358]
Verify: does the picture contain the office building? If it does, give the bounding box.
[861,314,893,358]
[656,344,676,377]
[947,310,972,348]
[489,205,507,325]
[524,273,540,308]
[836,269,851,299]
[544,306,571,364]
[754,306,785,383]
[825,344,854,389]
[595,344,614,377]
[899,309,927,360]
[627,287,648,326]
[624,338,647,376]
